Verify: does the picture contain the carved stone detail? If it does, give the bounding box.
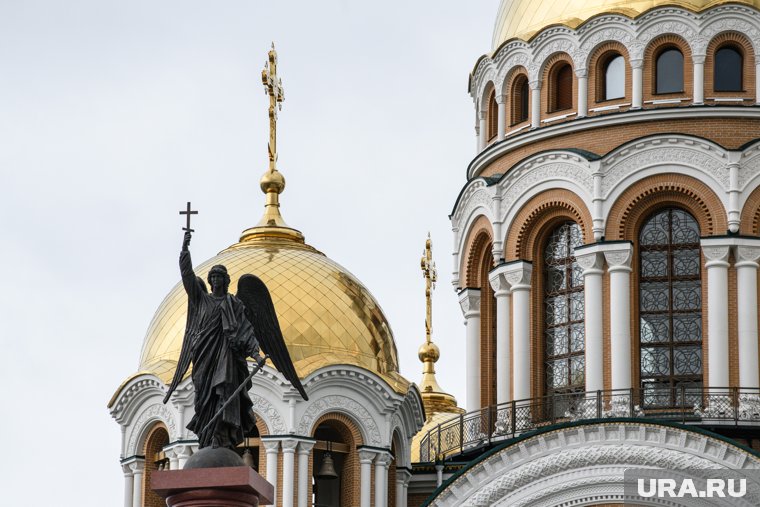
[127,403,177,455]
[701,244,731,263]
[250,392,287,435]
[297,395,382,446]
[737,245,760,263]
[603,246,633,269]
[574,250,604,272]
[602,142,728,195]
[504,262,532,288]
[458,288,482,316]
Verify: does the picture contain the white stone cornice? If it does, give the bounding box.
[488,264,511,296]
[504,261,532,290]
[468,107,760,180]
[458,288,481,317]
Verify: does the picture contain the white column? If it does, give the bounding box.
[736,244,760,388]
[505,262,533,402]
[459,288,482,411]
[576,68,588,117]
[163,442,195,471]
[263,439,280,507]
[121,462,134,507]
[701,241,731,388]
[296,440,315,507]
[374,451,392,507]
[631,59,643,109]
[604,243,634,390]
[489,265,512,403]
[396,468,411,507]
[575,246,605,392]
[281,439,298,507]
[530,80,542,128]
[477,110,487,152]
[358,449,376,507]
[435,463,444,487]
[129,458,145,507]
[496,94,507,140]
[693,54,705,105]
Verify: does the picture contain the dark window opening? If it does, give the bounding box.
[655,48,684,94]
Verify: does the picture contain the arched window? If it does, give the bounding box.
[639,208,702,408]
[544,222,585,397]
[655,48,684,94]
[603,54,625,100]
[511,75,529,124]
[551,63,573,111]
[487,90,498,141]
[714,45,743,92]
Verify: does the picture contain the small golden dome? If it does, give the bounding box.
[139,234,409,394]
[492,0,760,47]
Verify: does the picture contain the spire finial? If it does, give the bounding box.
[417,234,461,419]
[240,44,303,243]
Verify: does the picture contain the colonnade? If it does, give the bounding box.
[460,238,760,411]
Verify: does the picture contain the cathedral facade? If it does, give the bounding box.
[111,1,760,506]
[428,0,760,505]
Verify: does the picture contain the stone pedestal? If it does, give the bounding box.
[152,466,274,507]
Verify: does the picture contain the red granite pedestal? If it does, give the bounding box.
[152,466,274,507]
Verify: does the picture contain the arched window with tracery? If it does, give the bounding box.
[655,47,684,94]
[638,208,702,407]
[714,45,743,92]
[544,222,585,398]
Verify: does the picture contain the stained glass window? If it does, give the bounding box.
[544,222,585,396]
[639,208,702,407]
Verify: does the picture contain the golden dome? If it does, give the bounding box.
[493,0,760,47]
[411,411,463,463]
[139,233,409,394]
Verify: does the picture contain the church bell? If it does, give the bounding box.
[316,441,338,480]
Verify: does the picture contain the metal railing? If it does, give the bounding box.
[418,387,760,462]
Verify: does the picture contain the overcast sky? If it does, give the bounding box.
[0,1,498,503]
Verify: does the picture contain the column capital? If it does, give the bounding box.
[488,263,511,296]
[574,67,588,78]
[495,93,507,104]
[261,438,281,452]
[373,449,393,468]
[630,58,644,69]
[600,241,634,272]
[358,448,377,463]
[296,439,316,455]
[120,456,145,474]
[529,79,542,90]
[504,260,532,290]
[458,288,481,316]
[478,110,487,120]
[573,244,605,275]
[701,238,732,266]
[693,54,706,64]
[163,441,195,460]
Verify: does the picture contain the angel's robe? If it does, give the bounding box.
[179,249,258,449]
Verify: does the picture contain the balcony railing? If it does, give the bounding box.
[417,387,760,462]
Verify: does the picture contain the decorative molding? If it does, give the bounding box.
[250,392,287,435]
[602,141,728,196]
[602,244,633,269]
[126,403,177,455]
[574,250,604,273]
[431,422,760,506]
[488,265,511,295]
[297,395,382,446]
[504,262,532,288]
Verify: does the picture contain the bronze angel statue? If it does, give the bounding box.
[163,231,307,450]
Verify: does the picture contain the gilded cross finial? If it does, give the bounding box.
[421,232,437,343]
[262,43,284,171]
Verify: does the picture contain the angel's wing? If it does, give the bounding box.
[237,274,308,400]
[163,276,207,403]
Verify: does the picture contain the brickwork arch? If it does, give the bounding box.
[604,173,727,241]
[504,189,593,261]
[142,423,169,507]
[312,413,363,507]
[643,34,693,102]
[461,215,494,287]
[740,184,760,235]
[587,41,631,108]
[542,53,576,115]
[704,31,755,100]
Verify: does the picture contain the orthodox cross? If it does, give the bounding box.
[261,43,284,171]
[179,201,198,232]
[420,233,437,343]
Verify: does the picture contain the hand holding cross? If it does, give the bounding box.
[180,202,198,251]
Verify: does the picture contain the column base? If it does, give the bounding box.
[152,466,274,507]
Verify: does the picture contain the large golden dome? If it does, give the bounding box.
[493,0,760,47]
[139,231,409,394]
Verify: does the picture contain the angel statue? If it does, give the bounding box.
[163,230,307,450]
